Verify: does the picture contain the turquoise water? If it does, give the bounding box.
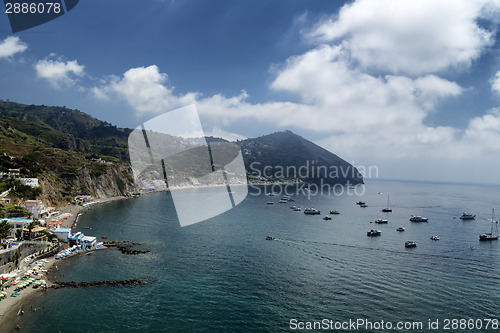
[16,180,500,332]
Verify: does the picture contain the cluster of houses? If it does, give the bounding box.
[1,195,99,250]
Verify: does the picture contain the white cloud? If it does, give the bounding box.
[35,57,85,88]
[307,0,494,75]
[93,65,197,114]
[0,36,28,59]
[89,0,500,183]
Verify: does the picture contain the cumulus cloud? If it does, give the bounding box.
[0,36,28,59]
[307,0,494,75]
[90,0,500,182]
[93,65,197,114]
[35,57,85,88]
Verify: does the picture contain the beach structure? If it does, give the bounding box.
[80,236,97,250]
[53,228,71,242]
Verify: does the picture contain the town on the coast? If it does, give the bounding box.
[0,167,104,305]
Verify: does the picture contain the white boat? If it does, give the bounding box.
[410,215,428,222]
[381,195,392,212]
[278,199,288,203]
[479,209,499,241]
[304,208,321,215]
[293,207,301,211]
[367,229,381,236]
[375,219,388,224]
[430,235,440,240]
[405,241,417,248]
[396,226,405,232]
[330,210,340,215]
[459,212,475,220]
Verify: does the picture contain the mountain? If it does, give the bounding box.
[0,100,362,206]
[238,131,363,185]
[0,100,130,160]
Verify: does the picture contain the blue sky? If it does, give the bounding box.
[2,0,500,184]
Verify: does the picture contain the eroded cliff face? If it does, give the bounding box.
[39,163,138,207]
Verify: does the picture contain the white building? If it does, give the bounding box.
[53,228,71,242]
[81,236,96,249]
[24,200,43,218]
[19,178,39,187]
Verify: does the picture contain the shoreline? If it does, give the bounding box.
[0,257,57,333]
[0,195,128,332]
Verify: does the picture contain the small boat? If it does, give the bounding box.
[405,241,417,248]
[381,195,392,212]
[356,201,366,205]
[330,210,340,215]
[101,236,107,239]
[265,236,274,240]
[83,227,91,229]
[288,198,295,202]
[375,219,388,224]
[322,216,332,220]
[430,235,440,240]
[360,204,367,208]
[278,199,288,203]
[479,209,499,241]
[459,212,475,220]
[266,201,274,205]
[290,205,297,209]
[409,215,428,222]
[293,207,301,211]
[304,208,321,215]
[267,193,276,196]
[281,196,290,201]
[396,226,405,232]
[367,229,381,236]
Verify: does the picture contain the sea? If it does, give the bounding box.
[15,180,500,332]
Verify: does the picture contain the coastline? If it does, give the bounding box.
[0,195,128,332]
[0,257,57,333]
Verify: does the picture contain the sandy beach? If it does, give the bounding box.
[0,195,128,332]
[0,257,56,333]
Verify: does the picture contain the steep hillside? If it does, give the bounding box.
[238,131,363,185]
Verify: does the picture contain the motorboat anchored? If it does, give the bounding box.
[322,216,332,220]
[459,212,475,220]
[266,236,274,240]
[410,215,428,222]
[330,210,340,215]
[479,209,499,241]
[405,241,417,248]
[430,235,440,240]
[396,226,405,232]
[304,208,321,215]
[375,219,388,224]
[367,229,381,236]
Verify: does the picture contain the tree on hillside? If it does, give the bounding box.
[0,219,11,243]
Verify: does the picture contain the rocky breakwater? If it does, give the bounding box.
[51,278,154,289]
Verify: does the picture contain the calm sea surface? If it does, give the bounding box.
[17,180,500,332]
